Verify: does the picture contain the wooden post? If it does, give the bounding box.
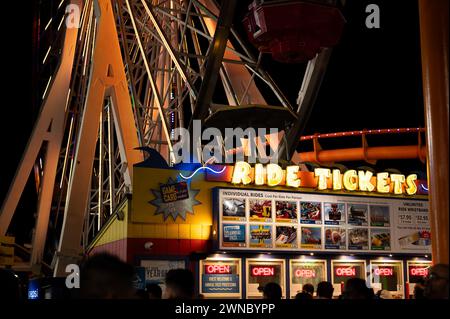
[418,0,449,264]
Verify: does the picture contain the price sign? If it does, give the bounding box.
[398,214,413,225]
[415,214,429,225]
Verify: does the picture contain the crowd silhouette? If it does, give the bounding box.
[1,253,448,300]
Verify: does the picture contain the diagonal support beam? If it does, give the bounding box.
[140,0,198,99]
[0,1,81,271]
[54,0,144,276]
[189,0,237,126]
[124,0,174,160]
[279,48,333,162]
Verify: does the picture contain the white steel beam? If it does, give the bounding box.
[54,0,143,276]
[0,1,81,268]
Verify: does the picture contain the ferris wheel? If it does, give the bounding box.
[0,0,350,275]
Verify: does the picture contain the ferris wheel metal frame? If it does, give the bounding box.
[0,0,336,276]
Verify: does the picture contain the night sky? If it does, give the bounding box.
[0,0,426,243]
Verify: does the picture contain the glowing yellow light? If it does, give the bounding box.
[406,174,418,195]
[343,170,357,191]
[254,163,265,185]
[332,169,342,190]
[42,46,51,64]
[267,164,283,186]
[390,174,405,194]
[358,170,375,192]
[231,161,252,185]
[57,16,65,31]
[286,166,301,188]
[377,172,390,193]
[45,18,52,31]
[42,76,52,100]
[314,168,330,190]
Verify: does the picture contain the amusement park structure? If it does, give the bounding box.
[0,0,448,277]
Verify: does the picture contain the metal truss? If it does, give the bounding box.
[1,0,331,275]
[115,0,293,160]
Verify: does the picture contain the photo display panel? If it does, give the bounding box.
[216,188,431,254]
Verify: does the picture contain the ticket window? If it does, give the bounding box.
[289,260,327,298]
[199,258,242,299]
[331,260,367,298]
[406,261,432,298]
[370,260,404,299]
[246,259,286,299]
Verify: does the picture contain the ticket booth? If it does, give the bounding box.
[246,258,286,298]
[289,259,327,298]
[199,258,242,298]
[369,260,404,298]
[406,260,432,298]
[331,260,367,297]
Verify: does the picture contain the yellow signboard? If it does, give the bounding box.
[0,236,15,266]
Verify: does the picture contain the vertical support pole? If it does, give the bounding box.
[107,103,114,216]
[418,0,449,264]
[98,109,103,231]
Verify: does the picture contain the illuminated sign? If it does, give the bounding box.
[374,267,394,276]
[251,266,275,277]
[410,267,429,277]
[295,269,316,278]
[335,267,356,277]
[205,264,231,274]
[230,162,418,195]
[28,289,39,299]
[160,181,189,203]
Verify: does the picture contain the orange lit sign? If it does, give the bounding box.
[229,162,418,195]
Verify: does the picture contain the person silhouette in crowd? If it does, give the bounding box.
[262,282,282,299]
[316,281,334,299]
[295,292,313,300]
[164,269,195,299]
[342,278,373,299]
[424,264,449,299]
[413,278,426,299]
[78,253,137,299]
[302,283,314,297]
[146,283,162,299]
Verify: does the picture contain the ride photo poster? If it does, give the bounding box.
[216,188,430,254]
